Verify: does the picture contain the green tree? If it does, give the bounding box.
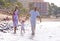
[16,2,23,8]
[29,2,34,10]
[0,0,5,6]
[50,3,57,16]
[21,8,27,14]
[4,2,11,8]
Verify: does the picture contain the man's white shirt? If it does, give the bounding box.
[29,10,40,21]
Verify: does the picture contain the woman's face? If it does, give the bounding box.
[15,6,19,10]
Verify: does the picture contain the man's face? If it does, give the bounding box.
[34,7,37,11]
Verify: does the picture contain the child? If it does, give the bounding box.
[19,17,27,35]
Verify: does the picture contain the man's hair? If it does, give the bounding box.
[34,7,37,11]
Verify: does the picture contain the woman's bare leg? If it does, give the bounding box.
[14,27,16,34]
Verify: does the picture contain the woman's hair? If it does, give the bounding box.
[14,6,18,12]
[13,6,18,15]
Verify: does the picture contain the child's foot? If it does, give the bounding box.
[24,31,25,33]
[21,32,24,36]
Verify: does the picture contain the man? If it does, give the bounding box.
[29,7,41,38]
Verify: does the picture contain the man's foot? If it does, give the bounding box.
[32,33,35,36]
[29,35,35,39]
[29,33,35,39]
[13,32,16,34]
[24,31,25,33]
[21,32,24,36]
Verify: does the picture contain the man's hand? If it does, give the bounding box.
[39,16,41,23]
[40,17,41,22]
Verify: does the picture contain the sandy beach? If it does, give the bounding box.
[0,13,12,21]
[0,13,60,22]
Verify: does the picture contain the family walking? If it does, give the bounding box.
[12,5,41,38]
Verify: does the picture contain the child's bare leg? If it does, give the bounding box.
[21,27,25,35]
[23,29,25,33]
[21,28,23,34]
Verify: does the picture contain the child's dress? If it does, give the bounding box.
[21,20,25,30]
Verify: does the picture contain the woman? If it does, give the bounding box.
[13,6,19,34]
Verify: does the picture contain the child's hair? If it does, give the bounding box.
[19,17,27,23]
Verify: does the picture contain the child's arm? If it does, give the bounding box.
[19,18,21,22]
[25,17,28,21]
[25,14,29,20]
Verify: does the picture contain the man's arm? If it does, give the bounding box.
[39,16,41,22]
[37,11,41,23]
[37,16,41,23]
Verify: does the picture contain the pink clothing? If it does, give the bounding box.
[13,10,19,27]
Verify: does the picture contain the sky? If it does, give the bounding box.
[44,0,60,7]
